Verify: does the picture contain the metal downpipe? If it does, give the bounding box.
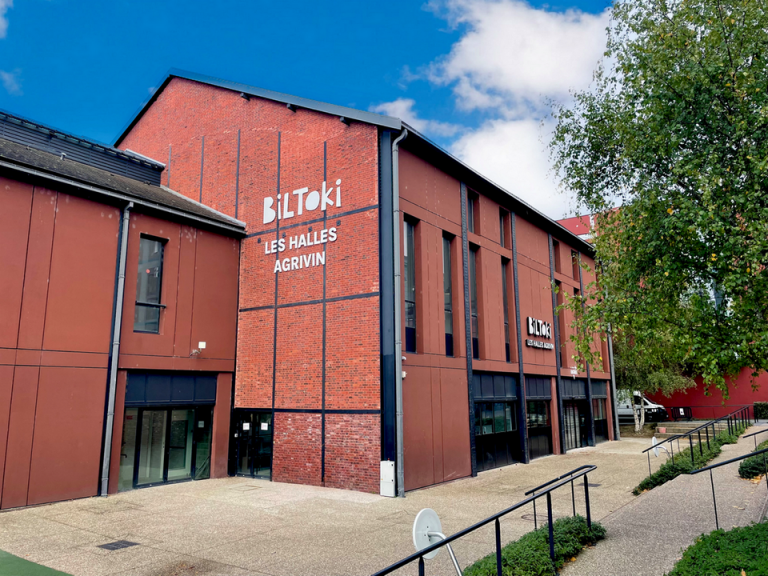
[392,128,408,497]
[100,202,133,495]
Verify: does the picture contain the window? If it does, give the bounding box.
[499,209,509,247]
[442,235,454,357]
[571,250,581,281]
[502,260,511,362]
[474,402,517,436]
[526,400,551,428]
[552,239,561,273]
[468,192,479,234]
[469,246,479,359]
[134,236,165,333]
[404,220,416,353]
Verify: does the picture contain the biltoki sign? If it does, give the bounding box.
[526,317,554,350]
[262,178,342,274]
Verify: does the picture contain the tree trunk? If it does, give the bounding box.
[633,393,646,433]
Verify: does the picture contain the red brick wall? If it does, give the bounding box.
[120,78,382,492]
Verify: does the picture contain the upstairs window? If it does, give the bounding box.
[134,236,165,333]
[404,219,417,353]
[552,239,562,273]
[502,259,511,362]
[572,250,581,281]
[468,192,479,234]
[499,209,509,247]
[442,235,454,357]
[469,246,479,359]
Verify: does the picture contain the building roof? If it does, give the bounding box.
[0,136,246,236]
[114,69,592,254]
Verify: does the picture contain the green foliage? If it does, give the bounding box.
[738,438,768,479]
[633,425,746,494]
[665,523,768,576]
[549,0,768,396]
[755,402,768,420]
[462,515,605,576]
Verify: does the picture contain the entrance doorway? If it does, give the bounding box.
[563,400,589,451]
[474,401,521,471]
[233,411,273,479]
[119,406,212,491]
[527,400,553,459]
[593,398,609,443]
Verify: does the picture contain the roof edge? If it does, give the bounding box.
[114,68,402,145]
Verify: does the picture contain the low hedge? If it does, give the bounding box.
[633,424,747,495]
[738,438,768,479]
[462,515,606,576]
[665,522,768,576]
[754,402,768,421]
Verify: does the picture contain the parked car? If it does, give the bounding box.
[616,390,669,423]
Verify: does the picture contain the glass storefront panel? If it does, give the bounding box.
[137,410,167,486]
[167,409,194,482]
[194,408,213,480]
[235,411,273,479]
[118,408,138,492]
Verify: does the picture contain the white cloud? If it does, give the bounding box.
[0,0,12,39]
[0,69,21,96]
[370,98,462,138]
[382,0,609,218]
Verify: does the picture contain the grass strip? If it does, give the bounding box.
[463,515,605,576]
[738,438,768,479]
[665,522,768,576]
[633,424,747,495]
[0,550,72,576]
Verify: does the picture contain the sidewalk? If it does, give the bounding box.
[561,424,768,576]
[0,438,651,576]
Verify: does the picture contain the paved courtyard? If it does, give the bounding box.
[0,433,745,576]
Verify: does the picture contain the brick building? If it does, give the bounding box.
[0,110,244,509]
[116,70,617,496]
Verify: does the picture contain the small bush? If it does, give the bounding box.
[462,515,605,576]
[738,438,768,479]
[633,425,748,495]
[665,523,768,576]
[754,402,768,420]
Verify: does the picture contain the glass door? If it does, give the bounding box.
[119,406,213,491]
[137,409,168,486]
[235,411,273,479]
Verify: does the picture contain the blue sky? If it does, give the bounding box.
[0,0,612,217]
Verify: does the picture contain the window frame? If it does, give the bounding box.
[403,218,417,353]
[442,234,454,357]
[134,234,167,334]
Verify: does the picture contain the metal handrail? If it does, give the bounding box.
[371,465,598,576]
[640,406,751,472]
[743,427,768,449]
[690,446,768,530]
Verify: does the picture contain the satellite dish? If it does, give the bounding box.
[652,436,660,458]
[413,508,443,560]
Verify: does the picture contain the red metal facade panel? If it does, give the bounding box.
[43,194,119,354]
[1,366,39,508]
[27,367,106,505]
[0,178,32,349]
[17,188,56,350]
[0,365,14,505]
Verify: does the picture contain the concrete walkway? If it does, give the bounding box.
[561,424,768,576]
[0,438,655,576]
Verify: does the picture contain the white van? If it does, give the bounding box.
[616,390,668,423]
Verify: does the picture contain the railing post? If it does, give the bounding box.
[698,431,703,456]
[418,556,425,576]
[495,518,503,576]
[670,441,675,465]
[546,492,555,561]
[533,497,538,530]
[571,479,576,516]
[583,474,592,528]
[709,469,719,530]
[705,426,710,451]
[647,451,652,477]
[689,435,695,467]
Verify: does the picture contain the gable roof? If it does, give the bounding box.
[114,69,592,254]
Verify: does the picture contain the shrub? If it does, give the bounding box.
[755,402,768,420]
[665,523,768,576]
[633,425,748,495]
[738,438,768,479]
[462,515,606,576]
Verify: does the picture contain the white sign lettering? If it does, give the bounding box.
[263,179,342,224]
[527,317,552,339]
